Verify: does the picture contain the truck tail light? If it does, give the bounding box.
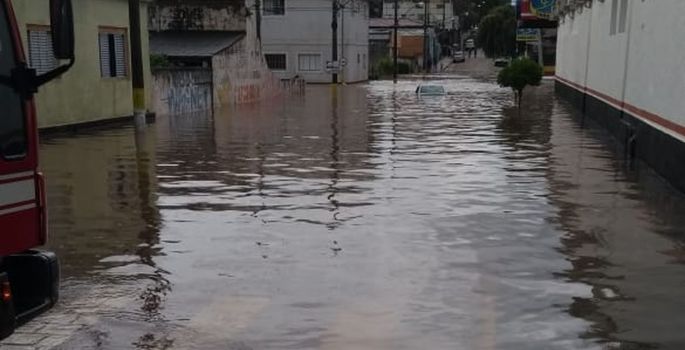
[37,172,48,245]
[1,282,11,303]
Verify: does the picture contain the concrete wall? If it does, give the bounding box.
[556,1,685,141]
[212,38,281,107]
[149,0,281,108]
[623,1,685,132]
[261,0,369,83]
[555,0,685,192]
[151,68,213,116]
[148,0,245,31]
[13,0,152,128]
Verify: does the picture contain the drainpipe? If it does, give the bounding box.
[619,0,636,158]
[537,29,543,68]
[423,0,429,71]
[341,5,346,84]
[393,0,398,83]
[582,1,594,114]
[332,0,339,84]
[619,0,634,117]
[129,0,146,128]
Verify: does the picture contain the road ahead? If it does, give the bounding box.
[4,60,685,349]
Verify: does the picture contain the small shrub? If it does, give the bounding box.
[373,58,414,77]
[497,57,543,109]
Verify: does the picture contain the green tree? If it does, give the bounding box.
[497,57,543,109]
[477,5,516,58]
[453,0,508,31]
[473,0,510,20]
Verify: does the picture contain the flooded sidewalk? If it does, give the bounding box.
[5,74,685,349]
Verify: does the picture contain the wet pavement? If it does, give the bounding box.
[5,61,685,349]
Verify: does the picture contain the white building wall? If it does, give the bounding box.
[261,0,369,83]
[555,6,591,88]
[556,0,685,140]
[584,1,628,104]
[624,1,685,130]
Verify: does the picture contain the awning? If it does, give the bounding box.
[150,31,245,58]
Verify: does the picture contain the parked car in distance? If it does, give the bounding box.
[452,50,465,63]
[416,85,446,97]
[494,58,510,67]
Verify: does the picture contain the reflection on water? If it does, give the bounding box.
[39,80,685,349]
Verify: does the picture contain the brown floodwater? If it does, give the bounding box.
[38,78,685,349]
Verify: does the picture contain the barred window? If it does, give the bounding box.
[99,28,127,78]
[264,0,285,15]
[28,27,57,75]
[265,54,287,70]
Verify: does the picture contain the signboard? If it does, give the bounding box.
[518,0,558,27]
[517,28,540,42]
[530,0,556,20]
[325,61,341,73]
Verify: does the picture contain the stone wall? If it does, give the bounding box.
[212,37,282,107]
[152,68,213,116]
[148,0,245,31]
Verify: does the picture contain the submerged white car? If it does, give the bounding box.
[416,85,446,97]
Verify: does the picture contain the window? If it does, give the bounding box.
[99,28,128,78]
[357,53,360,64]
[265,54,287,70]
[28,26,57,75]
[369,0,383,18]
[610,0,618,35]
[618,0,628,33]
[298,54,321,72]
[264,0,285,16]
[0,3,27,159]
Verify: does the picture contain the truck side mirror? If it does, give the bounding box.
[50,0,74,60]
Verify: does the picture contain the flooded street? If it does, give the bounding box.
[27,73,685,349]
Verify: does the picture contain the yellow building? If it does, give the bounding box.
[12,0,153,129]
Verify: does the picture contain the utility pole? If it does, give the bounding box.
[256,0,261,41]
[332,0,339,84]
[129,0,146,127]
[393,0,398,83]
[442,0,445,28]
[423,0,429,71]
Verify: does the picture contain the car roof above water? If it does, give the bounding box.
[417,84,446,95]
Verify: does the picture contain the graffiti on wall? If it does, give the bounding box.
[152,68,212,116]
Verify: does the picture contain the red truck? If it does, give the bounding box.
[0,0,74,339]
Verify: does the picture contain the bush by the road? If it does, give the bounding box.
[371,58,413,79]
[497,57,543,109]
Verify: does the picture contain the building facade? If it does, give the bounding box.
[12,0,153,129]
[517,0,557,75]
[555,0,685,192]
[261,0,369,83]
[380,0,456,29]
[148,0,281,113]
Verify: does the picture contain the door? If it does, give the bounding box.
[0,0,42,255]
